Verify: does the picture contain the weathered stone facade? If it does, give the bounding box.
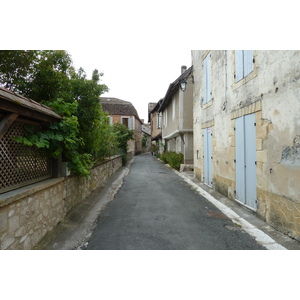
[0,156,122,250]
[100,97,143,154]
[192,50,300,240]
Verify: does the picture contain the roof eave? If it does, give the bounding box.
[158,66,193,112]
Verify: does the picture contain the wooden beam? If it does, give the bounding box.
[0,113,19,139]
[0,101,60,123]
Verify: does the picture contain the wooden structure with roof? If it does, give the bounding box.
[0,87,62,194]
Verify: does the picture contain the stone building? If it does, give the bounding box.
[100,97,143,155]
[158,66,194,164]
[141,123,151,152]
[148,99,163,153]
[192,50,300,240]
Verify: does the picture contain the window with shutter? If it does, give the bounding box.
[243,50,254,77]
[203,53,211,104]
[129,117,133,130]
[121,117,129,128]
[235,50,254,82]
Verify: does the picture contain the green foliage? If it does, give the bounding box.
[0,50,136,176]
[0,50,73,102]
[111,123,135,153]
[70,68,109,156]
[0,50,37,92]
[142,133,148,148]
[159,151,184,170]
[111,123,135,165]
[151,143,159,153]
[14,99,92,177]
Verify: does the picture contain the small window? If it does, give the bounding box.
[122,117,129,128]
[172,98,175,120]
[164,110,168,127]
[121,117,133,129]
[157,113,161,129]
[203,53,211,104]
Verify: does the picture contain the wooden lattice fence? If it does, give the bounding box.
[0,120,52,194]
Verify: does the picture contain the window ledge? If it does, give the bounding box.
[202,99,213,110]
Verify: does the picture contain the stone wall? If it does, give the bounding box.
[0,155,122,250]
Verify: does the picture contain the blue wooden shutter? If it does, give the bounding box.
[129,117,133,130]
[207,127,213,186]
[207,54,211,103]
[203,54,211,104]
[203,127,212,187]
[244,113,257,209]
[203,128,208,183]
[203,57,207,104]
[235,50,244,82]
[243,50,254,77]
[235,116,246,203]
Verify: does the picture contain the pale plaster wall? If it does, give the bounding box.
[192,50,300,240]
[150,111,161,140]
[161,80,194,165]
[182,81,194,130]
[162,101,178,138]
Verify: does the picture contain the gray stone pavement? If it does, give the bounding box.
[35,153,300,250]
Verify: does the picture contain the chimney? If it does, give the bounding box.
[181,65,187,74]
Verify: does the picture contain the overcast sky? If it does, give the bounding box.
[5,1,295,122]
[69,48,192,122]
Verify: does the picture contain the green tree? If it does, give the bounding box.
[0,50,37,92]
[0,50,73,102]
[111,123,135,165]
[28,50,73,102]
[70,68,109,157]
[0,50,110,176]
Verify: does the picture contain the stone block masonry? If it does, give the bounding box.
[0,155,122,250]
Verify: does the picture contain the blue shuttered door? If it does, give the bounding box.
[244,113,257,208]
[207,127,212,186]
[203,127,212,187]
[203,128,208,184]
[235,117,246,203]
[235,114,257,210]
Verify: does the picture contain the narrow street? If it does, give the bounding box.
[86,153,265,250]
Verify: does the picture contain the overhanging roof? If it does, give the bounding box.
[100,97,143,123]
[158,66,193,112]
[0,86,62,122]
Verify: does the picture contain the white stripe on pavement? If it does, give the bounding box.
[175,170,286,250]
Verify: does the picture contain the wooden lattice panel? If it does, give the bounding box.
[0,121,52,194]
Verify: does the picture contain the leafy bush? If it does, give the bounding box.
[168,152,184,170]
[159,151,184,170]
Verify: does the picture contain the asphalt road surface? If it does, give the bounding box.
[86,153,265,250]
